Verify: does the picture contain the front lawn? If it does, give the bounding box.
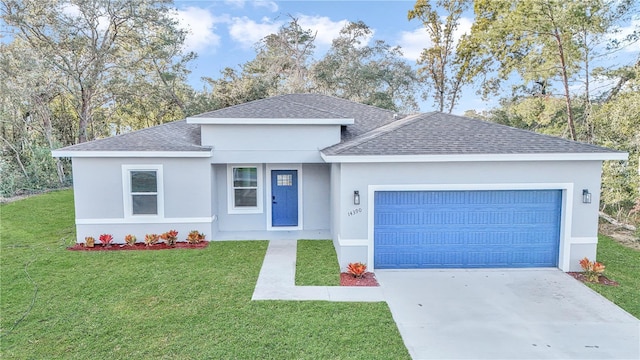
[0,190,409,359]
[589,235,640,318]
[295,240,340,286]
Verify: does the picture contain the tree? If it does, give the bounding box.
[408,0,473,113]
[244,17,316,95]
[465,0,636,141]
[0,39,69,193]
[1,0,194,143]
[590,59,640,225]
[312,21,419,112]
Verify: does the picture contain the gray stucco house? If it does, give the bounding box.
[52,94,627,271]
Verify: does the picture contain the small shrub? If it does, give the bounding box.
[347,262,367,278]
[144,233,160,246]
[85,236,95,248]
[186,230,205,244]
[124,234,137,246]
[160,230,178,246]
[99,234,113,247]
[579,257,606,282]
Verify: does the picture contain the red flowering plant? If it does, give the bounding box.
[347,262,367,278]
[144,233,160,246]
[579,257,606,282]
[99,234,113,247]
[160,230,179,246]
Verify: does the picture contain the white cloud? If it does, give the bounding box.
[226,15,362,53]
[228,16,281,49]
[608,17,640,53]
[398,28,429,61]
[172,7,221,53]
[398,16,473,62]
[297,15,350,48]
[224,0,245,8]
[223,0,278,12]
[254,1,278,12]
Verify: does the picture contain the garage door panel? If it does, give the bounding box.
[374,190,561,269]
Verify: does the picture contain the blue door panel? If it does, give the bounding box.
[374,190,562,269]
[271,170,298,226]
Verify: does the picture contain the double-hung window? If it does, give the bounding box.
[228,165,262,213]
[123,165,164,217]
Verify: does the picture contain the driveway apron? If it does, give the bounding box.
[377,269,640,360]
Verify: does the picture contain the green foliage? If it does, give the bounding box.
[0,192,409,359]
[408,0,472,113]
[312,21,419,112]
[295,240,340,286]
[587,236,640,318]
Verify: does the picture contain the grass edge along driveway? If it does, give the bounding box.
[0,190,409,359]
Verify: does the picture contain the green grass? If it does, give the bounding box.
[0,190,409,359]
[295,240,341,286]
[587,235,640,318]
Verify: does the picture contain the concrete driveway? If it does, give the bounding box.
[376,269,640,360]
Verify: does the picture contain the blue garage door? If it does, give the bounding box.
[374,190,562,269]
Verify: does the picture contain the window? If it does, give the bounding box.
[123,165,163,218]
[276,174,292,186]
[131,171,158,214]
[228,165,262,213]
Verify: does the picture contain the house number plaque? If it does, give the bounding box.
[347,208,363,216]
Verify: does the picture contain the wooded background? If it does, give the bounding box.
[1,0,638,228]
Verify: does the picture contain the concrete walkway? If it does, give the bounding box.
[252,240,640,360]
[251,239,384,302]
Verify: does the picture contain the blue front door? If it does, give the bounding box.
[271,170,298,227]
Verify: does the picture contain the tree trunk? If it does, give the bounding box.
[78,87,92,143]
[547,4,577,141]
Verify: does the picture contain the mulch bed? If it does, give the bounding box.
[567,272,619,286]
[340,272,379,287]
[67,242,208,251]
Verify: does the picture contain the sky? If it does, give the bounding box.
[2,0,637,114]
[171,0,639,115]
[172,0,484,113]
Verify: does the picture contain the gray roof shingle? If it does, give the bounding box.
[55,120,209,152]
[191,94,398,140]
[54,94,622,158]
[321,112,622,156]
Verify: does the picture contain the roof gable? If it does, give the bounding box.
[188,94,397,138]
[321,112,626,160]
[52,120,211,157]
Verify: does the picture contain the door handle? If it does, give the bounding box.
[272,195,277,204]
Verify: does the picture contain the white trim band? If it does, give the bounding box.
[571,237,598,244]
[76,216,215,225]
[52,150,213,158]
[321,152,628,163]
[187,117,354,125]
[338,238,368,247]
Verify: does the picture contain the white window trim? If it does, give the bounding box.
[122,165,164,219]
[266,164,303,231]
[227,164,263,214]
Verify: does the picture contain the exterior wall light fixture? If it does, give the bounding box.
[353,191,360,205]
[582,189,592,204]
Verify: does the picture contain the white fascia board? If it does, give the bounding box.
[320,152,629,163]
[51,150,213,158]
[186,117,354,125]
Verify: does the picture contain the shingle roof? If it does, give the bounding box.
[321,112,623,156]
[53,94,622,158]
[55,120,209,152]
[191,94,398,140]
